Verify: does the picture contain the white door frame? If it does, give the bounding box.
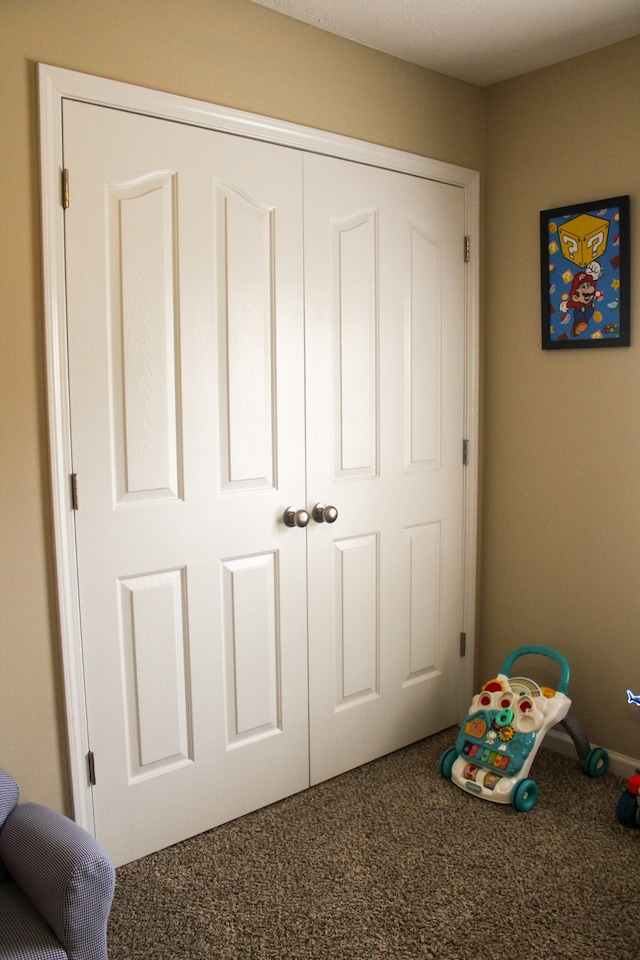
[38,62,480,834]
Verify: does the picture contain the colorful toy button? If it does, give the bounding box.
[465,716,487,739]
[628,774,640,796]
[482,679,505,693]
[495,707,514,727]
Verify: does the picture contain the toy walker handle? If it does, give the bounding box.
[499,645,570,695]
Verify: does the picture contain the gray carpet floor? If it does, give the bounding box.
[108,727,640,960]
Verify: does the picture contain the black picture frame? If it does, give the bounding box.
[540,195,630,349]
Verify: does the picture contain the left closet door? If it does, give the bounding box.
[63,100,309,866]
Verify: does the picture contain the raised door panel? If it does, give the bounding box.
[404,523,441,678]
[216,182,277,490]
[111,173,182,502]
[406,224,443,471]
[333,209,379,478]
[334,534,379,706]
[118,569,192,776]
[222,553,281,743]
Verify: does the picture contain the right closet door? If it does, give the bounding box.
[304,153,467,783]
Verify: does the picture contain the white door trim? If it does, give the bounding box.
[38,62,479,833]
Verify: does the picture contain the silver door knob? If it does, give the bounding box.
[312,502,338,524]
[283,506,310,528]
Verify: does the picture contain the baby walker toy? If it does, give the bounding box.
[615,689,640,828]
[439,645,609,811]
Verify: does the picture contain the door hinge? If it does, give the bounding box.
[62,169,70,209]
[463,439,469,466]
[71,473,79,510]
[464,235,471,263]
[460,632,467,657]
[87,751,96,786]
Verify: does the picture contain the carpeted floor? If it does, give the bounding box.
[108,727,640,960]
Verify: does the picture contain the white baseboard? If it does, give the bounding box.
[543,728,640,781]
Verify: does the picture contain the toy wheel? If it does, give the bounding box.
[584,746,609,778]
[439,748,458,780]
[616,789,639,828]
[512,778,538,812]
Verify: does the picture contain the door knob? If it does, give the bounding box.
[312,502,338,524]
[283,506,310,528]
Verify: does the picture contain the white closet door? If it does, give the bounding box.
[304,154,466,783]
[61,98,470,866]
[63,100,309,865]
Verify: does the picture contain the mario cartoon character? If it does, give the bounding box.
[559,260,603,337]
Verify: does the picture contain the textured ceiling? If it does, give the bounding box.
[249,0,640,86]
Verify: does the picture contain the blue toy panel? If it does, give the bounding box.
[455,710,536,778]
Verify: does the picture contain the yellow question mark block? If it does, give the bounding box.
[557,214,609,268]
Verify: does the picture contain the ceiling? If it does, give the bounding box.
[248,0,640,86]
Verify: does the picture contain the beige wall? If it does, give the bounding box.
[2,0,638,818]
[481,36,640,759]
[0,0,483,812]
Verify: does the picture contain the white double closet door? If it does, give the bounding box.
[63,100,467,866]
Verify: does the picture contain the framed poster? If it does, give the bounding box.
[540,195,630,349]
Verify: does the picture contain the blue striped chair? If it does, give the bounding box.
[0,770,115,959]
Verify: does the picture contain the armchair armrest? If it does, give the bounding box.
[0,803,115,960]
